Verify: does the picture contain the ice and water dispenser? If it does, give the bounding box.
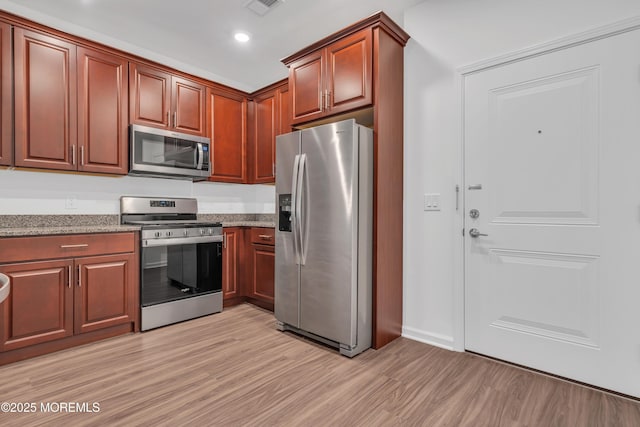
[278,194,292,232]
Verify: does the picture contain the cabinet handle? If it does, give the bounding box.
[167,111,170,126]
[223,232,227,249]
[80,146,85,166]
[77,264,81,287]
[321,91,325,111]
[71,145,76,165]
[258,234,273,240]
[60,244,89,249]
[173,112,177,128]
[326,90,331,110]
[68,266,72,288]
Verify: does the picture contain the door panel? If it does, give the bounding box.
[253,93,276,182]
[14,28,77,170]
[129,63,171,128]
[0,21,11,166]
[464,29,640,398]
[326,28,372,114]
[299,121,357,345]
[172,76,205,135]
[0,260,73,351]
[275,131,300,328]
[290,51,323,123]
[77,47,128,174]
[75,254,134,335]
[208,90,246,182]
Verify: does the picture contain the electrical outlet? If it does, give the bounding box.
[65,197,78,210]
[424,193,441,211]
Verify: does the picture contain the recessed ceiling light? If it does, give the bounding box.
[234,32,250,43]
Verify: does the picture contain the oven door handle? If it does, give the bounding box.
[143,235,223,247]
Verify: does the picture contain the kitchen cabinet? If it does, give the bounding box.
[287,28,372,125]
[246,227,275,311]
[282,13,409,349]
[207,88,247,183]
[249,80,289,184]
[13,27,128,174]
[130,62,206,136]
[222,227,243,305]
[77,46,129,174]
[0,21,10,166]
[0,232,139,363]
[14,27,77,171]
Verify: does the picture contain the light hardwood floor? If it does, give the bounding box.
[1,303,639,426]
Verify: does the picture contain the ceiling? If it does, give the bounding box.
[0,0,424,92]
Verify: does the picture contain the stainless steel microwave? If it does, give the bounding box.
[129,124,210,179]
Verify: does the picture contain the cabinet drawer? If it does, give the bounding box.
[250,228,275,246]
[0,232,136,263]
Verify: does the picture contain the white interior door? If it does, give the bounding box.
[464,28,640,398]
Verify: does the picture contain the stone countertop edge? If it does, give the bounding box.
[0,225,141,237]
[222,221,276,228]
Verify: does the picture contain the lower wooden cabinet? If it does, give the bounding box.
[222,226,275,311]
[0,232,139,364]
[222,227,242,304]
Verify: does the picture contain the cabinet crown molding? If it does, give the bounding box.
[281,11,410,66]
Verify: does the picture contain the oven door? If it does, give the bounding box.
[141,238,222,308]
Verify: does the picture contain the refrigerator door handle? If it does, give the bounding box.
[291,154,301,264]
[298,153,308,265]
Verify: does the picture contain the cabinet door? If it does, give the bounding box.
[289,50,324,124]
[0,260,73,352]
[325,28,372,115]
[277,84,291,136]
[14,28,77,171]
[0,21,11,166]
[252,91,276,183]
[208,89,246,183]
[77,47,128,174]
[129,62,171,128]
[251,243,275,307]
[172,76,206,136]
[74,253,136,335]
[222,228,241,301]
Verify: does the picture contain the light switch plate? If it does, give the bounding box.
[424,193,441,211]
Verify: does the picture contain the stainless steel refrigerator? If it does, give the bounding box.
[275,119,372,357]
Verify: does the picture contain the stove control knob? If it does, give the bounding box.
[183,230,189,237]
[200,229,205,235]
[154,231,161,238]
[165,231,172,237]
[208,228,213,235]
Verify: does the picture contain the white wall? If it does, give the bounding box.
[0,169,275,214]
[402,0,640,349]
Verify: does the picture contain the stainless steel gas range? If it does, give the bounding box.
[120,196,223,331]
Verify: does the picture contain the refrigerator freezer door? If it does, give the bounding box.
[299,120,358,346]
[275,131,301,328]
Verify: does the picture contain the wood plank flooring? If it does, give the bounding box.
[0,303,639,426]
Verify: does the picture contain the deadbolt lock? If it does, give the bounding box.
[469,209,480,219]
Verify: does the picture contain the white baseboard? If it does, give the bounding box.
[402,326,456,351]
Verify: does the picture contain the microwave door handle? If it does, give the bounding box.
[196,143,204,170]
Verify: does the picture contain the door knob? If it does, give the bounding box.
[469,228,488,238]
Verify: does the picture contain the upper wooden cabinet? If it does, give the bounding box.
[207,88,247,183]
[129,62,206,136]
[13,27,128,174]
[14,28,77,171]
[287,28,372,124]
[0,21,11,167]
[248,80,289,184]
[77,47,129,174]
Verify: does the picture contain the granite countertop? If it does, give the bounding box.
[0,214,275,237]
[0,215,141,237]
